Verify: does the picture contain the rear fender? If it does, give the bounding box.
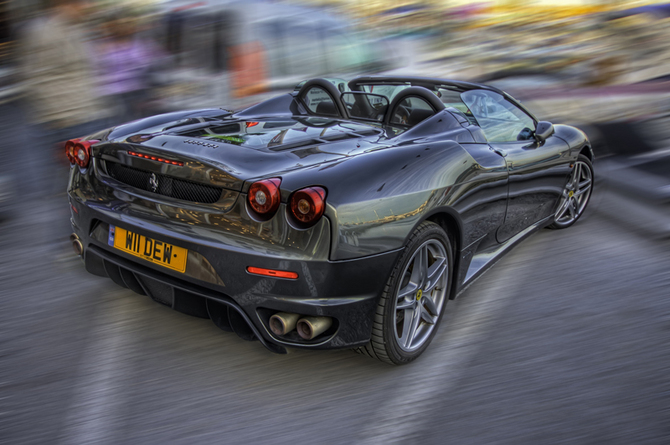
[279,141,474,261]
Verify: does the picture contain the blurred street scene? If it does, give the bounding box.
[0,0,668,235]
[1,0,669,443]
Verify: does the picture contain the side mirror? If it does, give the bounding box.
[534,121,554,142]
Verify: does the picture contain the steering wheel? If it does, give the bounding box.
[391,105,410,125]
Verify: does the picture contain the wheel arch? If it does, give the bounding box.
[579,145,594,163]
[423,208,463,300]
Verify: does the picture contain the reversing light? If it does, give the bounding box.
[246,266,298,280]
[248,178,281,218]
[288,186,326,228]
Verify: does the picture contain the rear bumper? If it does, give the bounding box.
[71,199,401,351]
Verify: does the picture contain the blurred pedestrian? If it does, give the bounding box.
[97,12,159,124]
[17,0,112,252]
[18,0,111,185]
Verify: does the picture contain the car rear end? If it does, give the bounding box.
[66,131,395,352]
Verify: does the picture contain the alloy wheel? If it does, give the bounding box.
[393,239,449,352]
[554,160,593,227]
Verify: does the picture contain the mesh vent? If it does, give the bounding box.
[106,162,223,204]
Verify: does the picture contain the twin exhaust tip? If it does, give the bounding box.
[70,233,83,256]
[269,312,332,340]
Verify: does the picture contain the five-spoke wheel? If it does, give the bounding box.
[549,154,593,229]
[357,154,593,364]
[394,239,449,352]
[359,221,452,365]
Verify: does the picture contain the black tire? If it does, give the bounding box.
[357,221,453,365]
[548,154,594,230]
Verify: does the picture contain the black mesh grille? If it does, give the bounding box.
[106,162,223,204]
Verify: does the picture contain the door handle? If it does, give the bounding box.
[490,146,507,157]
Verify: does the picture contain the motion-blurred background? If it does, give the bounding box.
[1,0,669,230]
[0,1,669,444]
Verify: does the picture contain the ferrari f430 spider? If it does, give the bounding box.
[66,76,593,364]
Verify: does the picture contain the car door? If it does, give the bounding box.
[462,90,572,243]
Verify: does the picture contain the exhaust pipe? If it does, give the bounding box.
[296,316,332,340]
[70,233,83,256]
[269,312,300,336]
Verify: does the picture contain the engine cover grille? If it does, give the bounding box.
[106,162,223,204]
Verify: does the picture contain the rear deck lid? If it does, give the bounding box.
[100,116,384,192]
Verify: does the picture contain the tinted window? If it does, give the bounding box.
[390,96,435,126]
[341,92,389,121]
[303,87,339,117]
[461,90,535,142]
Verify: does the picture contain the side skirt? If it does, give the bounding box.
[456,216,553,298]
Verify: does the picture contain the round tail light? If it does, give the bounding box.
[248,178,281,219]
[66,139,98,168]
[288,186,326,228]
[65,138,81,164]
[73,142,90,168]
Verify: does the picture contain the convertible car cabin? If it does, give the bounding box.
[66,76,594,365]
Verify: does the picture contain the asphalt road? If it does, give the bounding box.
[0,101,669,444]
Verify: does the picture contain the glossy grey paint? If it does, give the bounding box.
[277,137,510,260]
[79,98,587,265]
[493,133,572,242]
[553,124,591,159]
[69,76,591,350]
[70,157,333,267]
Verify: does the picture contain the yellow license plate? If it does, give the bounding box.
[110,226,188,273]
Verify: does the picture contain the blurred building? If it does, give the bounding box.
[0,1,11,64]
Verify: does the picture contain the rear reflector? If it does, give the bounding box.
[246,266,298,280]
[127,151,184,166]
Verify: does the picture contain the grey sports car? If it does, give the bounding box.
[66,76,594,364]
